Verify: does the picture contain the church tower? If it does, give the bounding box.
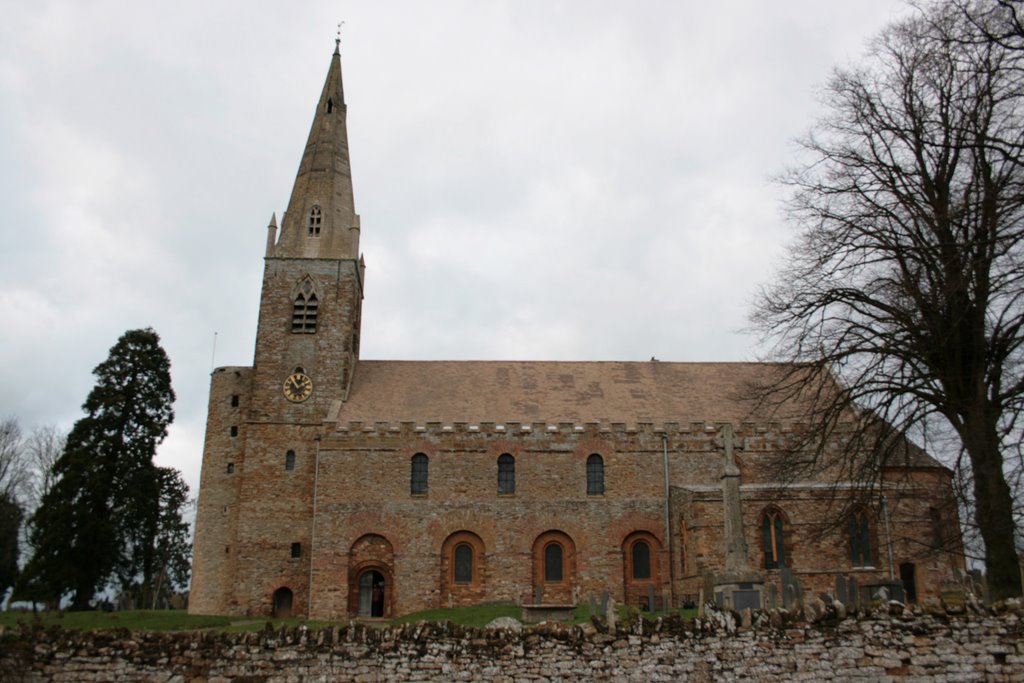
[189,41,363,617]
[253,37,364,412]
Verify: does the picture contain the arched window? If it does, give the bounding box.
[762,508,786,569]
[532,531,575,602]
[586,454,604,495]
[285,450,296,471]
[929,507,944,550]
[453,543,473,584]
[308,205,322,235]
[411,453,428,494]
[291,292,318,333]
[623,531,660,589]
[442,531,485,594]
[544,542,564,582]
[497,454,515,494]
[631,540,651,580]
[326,98,334,114]
[849,508,873,568]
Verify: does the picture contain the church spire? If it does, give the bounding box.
[270,42,360,260]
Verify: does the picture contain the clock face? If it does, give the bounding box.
[283,372,313,403]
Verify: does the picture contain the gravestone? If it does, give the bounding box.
[600,590,609,617]
[768,583,778,610]
[534,586,544,605]
[781,567,802,609]
[785,583,799,609]
[836,575,848,605]
[849,577,859,606]
[734,590,761,611]
[647,585,656,612]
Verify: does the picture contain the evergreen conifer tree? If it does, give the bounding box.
[0,494,21,600]
[19,328,179,610]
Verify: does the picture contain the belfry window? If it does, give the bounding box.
[762,508,786,569]
[285,450,296,471]
[292,292,318,333]
[498,454,515,494]
[411,453,428,494]
[586,454,604,495]
[308,205,322,236]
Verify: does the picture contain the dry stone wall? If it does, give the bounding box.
[3,604,1023,682]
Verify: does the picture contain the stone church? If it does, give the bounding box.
[189,43,966,620]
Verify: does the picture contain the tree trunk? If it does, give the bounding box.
[962,415,1022,600]
[70,583,93,611]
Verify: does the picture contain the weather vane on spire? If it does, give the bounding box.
[336,21,345,50]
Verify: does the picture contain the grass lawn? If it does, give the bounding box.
[0,604,699,633]
[0,609,233,632]
[394,603,697,627]
[389,603,522,628]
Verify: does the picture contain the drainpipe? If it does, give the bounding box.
[662,433,676,608]
[308,434,322,617]
[881,493,895,580]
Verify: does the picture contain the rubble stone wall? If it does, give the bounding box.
[3,607,1023,682]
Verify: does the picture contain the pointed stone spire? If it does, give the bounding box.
[271,43,360,260]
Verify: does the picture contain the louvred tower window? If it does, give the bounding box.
[291,280,318,333]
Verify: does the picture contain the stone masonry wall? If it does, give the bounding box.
[196,414,964,619]
[4,605,1022,682]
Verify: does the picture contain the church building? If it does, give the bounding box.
[189,43,966,620]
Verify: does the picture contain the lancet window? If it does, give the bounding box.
[308,205,322,235]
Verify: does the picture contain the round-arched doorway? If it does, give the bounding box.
[358,570,386,617]
[272,586,293,619]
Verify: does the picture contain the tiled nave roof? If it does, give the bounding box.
[339,360,801,426]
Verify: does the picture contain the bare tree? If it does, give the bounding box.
[23,426,64,513]
[0,418,28,504]
[0,418,28,603]
[752,3,1024,599]
[954,0,1024,52]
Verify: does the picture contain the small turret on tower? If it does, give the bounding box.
[265,213,278,255]
[270,40,360,261]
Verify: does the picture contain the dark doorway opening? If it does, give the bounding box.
[899,563,917,603]
[272,587,293,618]
[359,570,385,617]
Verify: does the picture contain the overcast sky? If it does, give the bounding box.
[0,0,914,495]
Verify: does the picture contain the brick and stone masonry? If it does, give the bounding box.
[188,42,968,621]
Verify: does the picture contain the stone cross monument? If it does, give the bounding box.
[712,424,764,611]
